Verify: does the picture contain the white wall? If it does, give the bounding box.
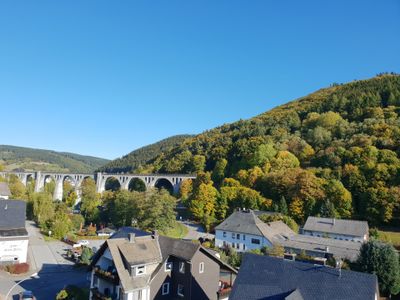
[125,287,150,300]
[0,239,28,263]
[302,230,365,243]
[215,230,272,252]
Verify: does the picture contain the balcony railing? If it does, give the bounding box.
[91,288,114,300]
[93,266,119,284]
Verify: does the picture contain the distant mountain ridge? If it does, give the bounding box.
[98,135,192,173]
[0,145,109,173]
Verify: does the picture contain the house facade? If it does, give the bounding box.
[90,228,237,300]
[302,217,369,243]
[0,200,29,264]
[215,209,295,252]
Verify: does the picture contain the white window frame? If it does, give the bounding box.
[165,260,173,272]
[135,265,146,276]
[179,262,185,274]
[177,284,184,297]
[138,289,143,300]
[223,231,226,237]
[199,262,204,273]
[162,282,170,295]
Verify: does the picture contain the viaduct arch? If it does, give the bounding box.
[0,171,196,201]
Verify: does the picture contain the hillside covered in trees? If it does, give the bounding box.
[0,145,109,173]
[98,134,192,173]
[141,74,400,227]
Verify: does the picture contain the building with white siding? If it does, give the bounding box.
[214,209,295,252]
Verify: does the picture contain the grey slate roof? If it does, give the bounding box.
[92,227,237,293]
[158,235,200,261]
[281,234,362,261]
[303,217,369,237]
[0,182,11,197]
[230,254,378,300]
[215,210,295,243]
[0,200,27,237]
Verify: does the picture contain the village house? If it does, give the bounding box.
[90,227,237,300]
[230,254,379,300]
[302,216,369,242]
[214,209,294,252]
[215,210,363,262]
[0,200,29,264]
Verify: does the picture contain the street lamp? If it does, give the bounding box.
[5,272,39,300]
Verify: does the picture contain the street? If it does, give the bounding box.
[0,221,89,300]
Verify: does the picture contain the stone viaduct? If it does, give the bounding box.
[0,171,196,201]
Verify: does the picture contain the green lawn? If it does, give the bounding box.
[160,221,189,239]
[378,228,400,247]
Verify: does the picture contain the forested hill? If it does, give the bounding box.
[98,134,192,173]
[143,74,400,226]
[0,145,109,173]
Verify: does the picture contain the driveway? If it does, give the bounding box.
[0,221,89,300]
[179,221,215,240]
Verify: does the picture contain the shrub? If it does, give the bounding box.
[56,289,69,300]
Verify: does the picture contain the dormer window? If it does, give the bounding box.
[135,265,146,276]
[179,262,185,274]
[165,259,173,272]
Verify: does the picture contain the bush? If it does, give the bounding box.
[56,289,69,300]
[5,263,29,274]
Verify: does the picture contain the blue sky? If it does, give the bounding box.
[0,1,399,159]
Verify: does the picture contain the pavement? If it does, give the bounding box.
[179,220,215,240]
[0,221,90,300]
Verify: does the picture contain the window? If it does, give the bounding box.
[177,284,184,297]
[236,233,240,239]
[135,265,146,276]
[93,276,99,287]
[243,235,246,241]
[237,243,240,249]
[251,238,260,245]
[232,233,235,239]
[179,262,185,274]
[243,244,246,250]
[138,289,142,300]
[162,283,170,295]
[199,262,204,273]
[165,260,173,272]
[223,231,226,238]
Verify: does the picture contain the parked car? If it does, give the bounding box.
[77,240,89,246]
[19,290,36,300]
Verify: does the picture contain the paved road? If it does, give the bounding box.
[0,221,89,300]
[179,221,215,240]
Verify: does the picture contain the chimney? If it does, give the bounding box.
[152,230,159,240]
[128,233,135,243]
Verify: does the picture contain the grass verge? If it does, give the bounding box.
[160,221,189,239]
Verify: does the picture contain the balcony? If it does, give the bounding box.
[91,288,116,300]
[93,266,119,285]
[217,280,233,300]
